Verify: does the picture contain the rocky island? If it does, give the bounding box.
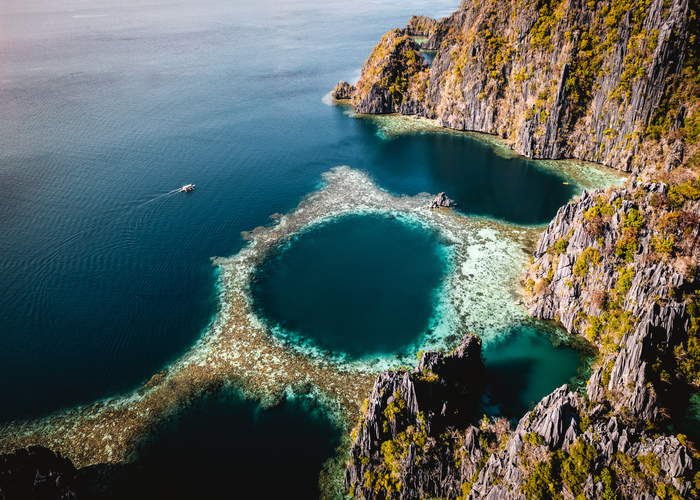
[337,0,700,498]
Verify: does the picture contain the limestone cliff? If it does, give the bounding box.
[346,337,696,500]
[339,0,700,173]
[345,334,485,500]
[341,2,700,497]
[524,157,700,417]
[350,29,431,115]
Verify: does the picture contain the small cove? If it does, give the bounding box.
[483,326,583,418]
[339,114,579,226]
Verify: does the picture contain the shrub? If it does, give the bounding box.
[678,434,688,447]
[618,267,634,295]
[649,192,668,208]
[651,235,675,254]
[591,288,608,310]
[658,212,682,234]
[585,214,605,237]
[668,182,700,208]
[684,111,700,144]
[574,256,589,277]
[675,291,700,384]
[554,238,569,255]
[623,208,644,229]
[585,315,603,341]
[615,232,638,262]
[637,453,661,477]
[561,438,596,497]
[383,389,406,421]
[524,432,544,446]
[522,454,562,500]
[584,198,615,221]
[545,266,555,284]
[574,247,601,277]
[600,467,618,500]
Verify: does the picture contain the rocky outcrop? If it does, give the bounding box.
[0,446,150,500]
[429,192,455,208]
[465,385,695,500]
[332,81,355,100]
[350,29,430,115]
[524,178,700,421]
[345,343,697,499]
[345,0,700,173]
[345,334,485,500]
[402,15,438,39]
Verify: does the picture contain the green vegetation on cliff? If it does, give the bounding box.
[349,0,699,172]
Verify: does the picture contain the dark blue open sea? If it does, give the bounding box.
[0,0,608,496]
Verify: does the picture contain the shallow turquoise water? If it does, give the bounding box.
[484,326,581,417]
[252,214,448,357]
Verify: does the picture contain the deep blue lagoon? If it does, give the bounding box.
[252,214,448,357]
[0,0,616,496]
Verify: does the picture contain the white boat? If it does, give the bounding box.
[180,184,195,192]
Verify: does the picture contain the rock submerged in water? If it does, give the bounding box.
[331,81,355,100]
[428,192,454,208]
[0,446,83,499]
[0,445,145,499]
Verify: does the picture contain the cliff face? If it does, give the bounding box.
[346,336,696,500]
[345,334,485,500]
[348,29,431,116]
[524,169,700,422]
[340,0,700,173]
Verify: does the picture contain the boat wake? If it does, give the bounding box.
[135,188,182,209]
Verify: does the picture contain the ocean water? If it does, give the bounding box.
[0,0,617,496]
[131,390,341,499]
[0,0,465,423]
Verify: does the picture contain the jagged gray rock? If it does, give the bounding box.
[332,81,355,100]
[525,180,699,421]
[346,0,693,172]
[467,385,694,500]
[345,334,484,500]
[429,192,454,208]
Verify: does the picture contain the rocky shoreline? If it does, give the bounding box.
[337,0,700,497]
[335,0,698,174]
